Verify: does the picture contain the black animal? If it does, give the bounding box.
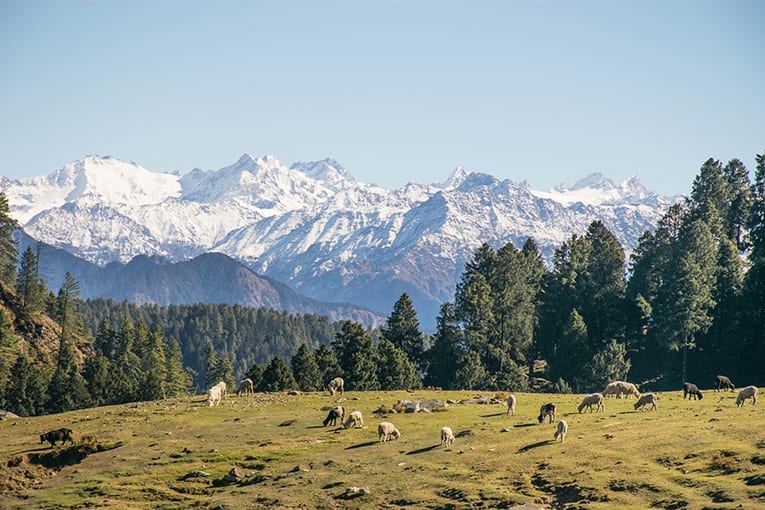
[538,403,556,424]
[323,406,344,427]
[714,375,735,392]
[40,428,74,447]
[682,382,703,400]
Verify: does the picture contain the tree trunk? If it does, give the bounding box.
[681,346,687,385]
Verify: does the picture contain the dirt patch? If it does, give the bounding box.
[1,442,121,493]
[532,470,607,507]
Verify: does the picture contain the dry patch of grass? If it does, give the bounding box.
[0,389,762,509]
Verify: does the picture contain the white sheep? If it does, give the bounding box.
[328,377,345,396]
[440,426,455,448]
[378,421,400,443]
[602,381,621,398]
[237,378,254,396]
[344,410,364,429]
[736,386,758,407]
[206,385,222,407]
[617,381,640,398]
[211,381,228,399]
[633,392,658,412]
[554,420,568,443]
[577,393,605,413]
[506,394,516,416]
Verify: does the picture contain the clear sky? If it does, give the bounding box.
[0,1,762,195]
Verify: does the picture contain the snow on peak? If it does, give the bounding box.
[531,172,656,206]
[290,158,354,187]
[4,155,181,223]
[553,172,616,193]
[439,166,470,189]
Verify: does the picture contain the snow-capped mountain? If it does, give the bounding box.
[3,154,676,328]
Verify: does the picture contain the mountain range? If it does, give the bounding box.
[3,154,677,328]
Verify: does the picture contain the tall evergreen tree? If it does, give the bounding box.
[258,356,297,392]
[0,192,18,286]
[380,293,426,370]
[291,344,322,392]
[165,337,192,397]
[376,339,421,390]
[332,321,378,390]
[16,246,46,314]
[46,337,90,413]
[5,353,49,416]
[424,302,461,389]
[313,343,342,389]
[653,220,716,384]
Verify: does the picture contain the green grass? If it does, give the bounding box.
[0,390,762,509]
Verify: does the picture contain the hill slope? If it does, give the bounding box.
[1,389,761,509]
[19,233,385,327]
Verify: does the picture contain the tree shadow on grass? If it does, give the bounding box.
[406,445,440,455]
[344,441,379,450]
[306,425,326,429]
[479,412,507,418]
[513,423,537,428]
[517,440,552,453]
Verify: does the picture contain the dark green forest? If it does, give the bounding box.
[0,153,763,416]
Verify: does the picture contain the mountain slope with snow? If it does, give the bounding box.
[2,154,676,328]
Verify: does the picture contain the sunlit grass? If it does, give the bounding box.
[0,389,762,508]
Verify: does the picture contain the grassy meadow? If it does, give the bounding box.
[0,388,763,509]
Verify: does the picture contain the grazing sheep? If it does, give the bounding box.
[506,394,516,416]
[344,410,364,429]
[40,428,74,448]
[440,426,455,448]
[617,381,641,398]
[577,393,605,413]
[378,421,400,443]
[237,378,254,396]
[327,377,345,396]
[323,405,345,427]
[714,375,735,392]
[206,385,222,407]
[554,420,568,443]
[602,381,621,398]
[538,403,556,424]
[682,382,703,400]
[634,393,658,412]
[210,381,227,400]
[736,386,758,407]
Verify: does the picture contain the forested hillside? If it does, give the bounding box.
[0,152,763,418]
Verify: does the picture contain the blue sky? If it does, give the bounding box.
[0,1,762,195]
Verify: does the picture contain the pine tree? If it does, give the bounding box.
[380,293,426,370]
[5,353,49,416]
[376,339,421,390]
[0,192,18,286]
[140,326,169,400]
[313,344,342,389]
[291,344,322,392]
[653,220,717,384]
[46,337,90,413]
[16,246,46,315]
[332,321,379,390]
[455,351,488,390]
[83,352,113,407]
[245,362,265,390]
[424,303,461,389]
[576,339,631,391]
[204,343,219,389]
[258,356,297,392]
[165,337,192,397]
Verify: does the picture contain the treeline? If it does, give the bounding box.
[0,152,763,417]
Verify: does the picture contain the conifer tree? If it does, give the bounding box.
[165,337,192,397]
[455,351,488,390]
[424,302,461,389]
[83,352,113,407]
[16,246,46,314]
[380,293,426,370]
[332,321,378,390]
[47,337,90,413]
[0,192,18,286]
[5,353,48,416]
[313,343,342,389]
[653,220,716,383]
[291,344,322,391]
[258,356,297,392]
[376,338,421,390]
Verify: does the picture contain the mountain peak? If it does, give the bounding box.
[440,166,470,189]
[553,172,616,193]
